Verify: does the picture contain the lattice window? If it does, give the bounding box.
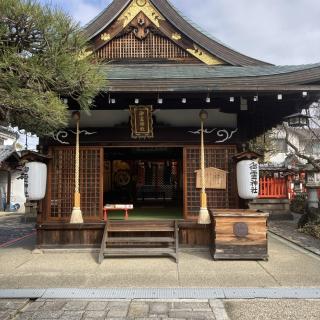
[48,147,103,221]
[97,32,198,62]
[137,160,178,200]
[184,146,238,217]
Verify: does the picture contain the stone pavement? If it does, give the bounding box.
[269,213,320,256]
[0,298,223,320]
[0,213,35,248]
[2,298,320,320]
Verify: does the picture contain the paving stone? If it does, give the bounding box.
[63,300,88,311]
[106,308,128,318]
[149,302,169,314]
[14,312,34,320]
[169,310,215,319]
[60,310,85,320]
[134,318,164,320]
[209,300,229,320]
[84,310,107,318]
[42,300,66,311]
[127,302,149,318]
[160,318,186,320]
[31,310,64,319]
[86,301,109,310]
[107,301,130,309]
[0,301,8,311]
[0,310,10,320]
[0,308,18,319]
[23,301,45,311]
[4,299,29,310]
[173,302,211,311]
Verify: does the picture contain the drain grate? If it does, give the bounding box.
[0,288,320,299]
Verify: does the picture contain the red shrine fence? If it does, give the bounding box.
[258,177,288,199]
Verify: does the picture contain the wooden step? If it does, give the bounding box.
[103,247,176,255]
[106,237,175,243]
[107,221,175,232]
[108,226,175,232]
[98,220,179,264]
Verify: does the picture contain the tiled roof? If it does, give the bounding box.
[102,63,320,80]
[0,126,17,141]
[102,63,320,91]
[0,146,16,163]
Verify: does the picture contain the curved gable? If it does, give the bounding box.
[84,0,271,66]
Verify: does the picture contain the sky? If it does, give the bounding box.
[38,0,320,65]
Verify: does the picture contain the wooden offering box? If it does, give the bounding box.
[210,209,269,260]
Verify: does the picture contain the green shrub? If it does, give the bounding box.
[290,193,307,214]
[298,207,319,228]
[299,222,320,239]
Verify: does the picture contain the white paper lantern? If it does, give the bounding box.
[25,162,47,200]
[236,160,259,199]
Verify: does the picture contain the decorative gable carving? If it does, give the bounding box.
[118,0,165,28]
[92,0,225,65]
[97,30,199,62]
[130,12,153,40]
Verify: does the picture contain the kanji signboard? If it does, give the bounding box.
[130,105,154,139]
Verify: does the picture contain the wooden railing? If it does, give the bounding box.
[259,177,288,199]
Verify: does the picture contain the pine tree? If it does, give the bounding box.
[0,0,106,136]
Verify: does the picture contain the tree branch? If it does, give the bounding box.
[284,125,320,171]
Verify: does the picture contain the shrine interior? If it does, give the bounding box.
[103,147,183,219]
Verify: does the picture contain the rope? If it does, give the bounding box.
[75,119,80,194]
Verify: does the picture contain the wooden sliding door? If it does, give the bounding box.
[45,147,104,222]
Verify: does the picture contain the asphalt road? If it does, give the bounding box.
[0,213,35,248]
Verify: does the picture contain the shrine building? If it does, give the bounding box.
[36,0,320,253]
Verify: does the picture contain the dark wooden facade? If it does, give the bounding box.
[37,0,320,248]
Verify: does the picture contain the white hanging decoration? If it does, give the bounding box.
[25,162,47,200]
[236,160,259,199]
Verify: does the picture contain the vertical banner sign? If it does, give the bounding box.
[130,105,154,139]
[249,161,259,196]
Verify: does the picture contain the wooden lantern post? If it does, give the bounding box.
[198,109,210,224]
[70,111,83,224]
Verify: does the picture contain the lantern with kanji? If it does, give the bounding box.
[25,162,47,200]
[234,151,261,200]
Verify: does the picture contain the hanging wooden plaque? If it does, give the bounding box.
[195,167,227,189]
[130,105,154,139]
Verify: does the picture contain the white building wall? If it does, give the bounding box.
[11,171,26,213]
[0,170,25,213]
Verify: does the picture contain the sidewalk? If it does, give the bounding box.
[269,212,320,256]
[1,213,320,289]
[1,233,320,289]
